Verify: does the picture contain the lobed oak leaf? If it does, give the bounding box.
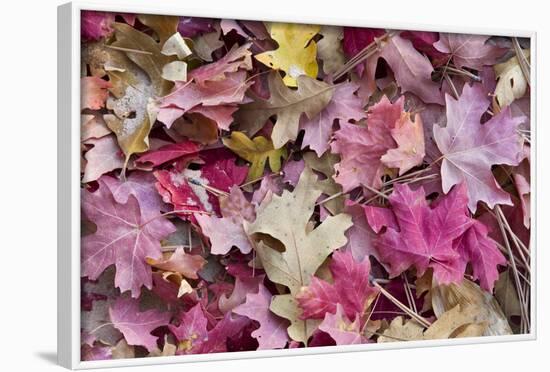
[433,83,525,212]
[235,71,334,148]
[223,131,287,182]
[109,297,171,352]
[233,284,290,349]
[246,166,353,343]
[255,22,320,87]
[493,50,530,109]
[317,26,346,76]
[104,22,174,164]
[82,178,176,297]
[137,14,179,45]
[430,279,512,336]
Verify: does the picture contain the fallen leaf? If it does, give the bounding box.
[246,166,353,343]
[433,83,525,212]
[110,297,171,352]
[434,33,506,70]
[494,50,530,109]
[236,71,334,148]
[234,284,290,349]
[255,22,320,86]
[82,178,175,297]
[223,131,287,182]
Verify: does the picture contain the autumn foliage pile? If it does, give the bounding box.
[80,11,531,361]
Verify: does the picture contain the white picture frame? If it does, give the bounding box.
[58,1,537,369]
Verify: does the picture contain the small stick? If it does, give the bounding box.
[443,72,459,100]
[105,44,153,55]
[373,282,432,328]
[239,171,283,188]
[187,177,229,197]
[512,37,531,87]
[315,191,346,206]
[495,206,530,331]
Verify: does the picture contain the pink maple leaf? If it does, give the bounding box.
[367,183,473,284]
[296,249,378,320]
[82,178,176,297]
[109,297,171,352]
[454,220,506,291]
[318,304,367,345]
[196,186,255,255]
[433,83,525,212]
[102,171,166,219]
[300,82,366,156]
[169,304,248,354]
[81,77,111,110]
[331,96,402,192]
[233,284,289,349]
[434,33,506,70]
[82,135,124,183]
[135,141,201,167]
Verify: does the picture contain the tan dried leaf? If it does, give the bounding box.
[431,279,513,336]
[246,166,352,343]
[235,71,334,148]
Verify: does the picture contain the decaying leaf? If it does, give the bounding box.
[431,279,513,336]
[494,50,530,109]
[104,22,174,166]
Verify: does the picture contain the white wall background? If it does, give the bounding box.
[0,0,546,370]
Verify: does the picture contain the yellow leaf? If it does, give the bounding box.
[222,131,287,182]
[255,22,320,86]
[246,166,353,343]
[493,50,530,109]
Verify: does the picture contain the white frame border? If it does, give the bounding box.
[57,1,537,369]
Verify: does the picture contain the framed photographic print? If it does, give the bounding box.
[58,1,536,369]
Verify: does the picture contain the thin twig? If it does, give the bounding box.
[512,37,531,87]
[373,282,431,328]
[495,205,530,331]
[333,31,398,81]
[105,44,153,55]
[315,191,346,206]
